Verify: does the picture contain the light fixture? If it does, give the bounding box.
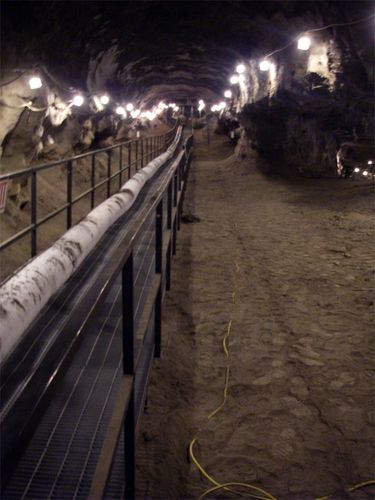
[297,36,311,51]
[72,95,84,106]
[368,160,373,165]
[131,109,141,118]
[354,167,360,173]
[29,76,42,89]
[259,60,271,71]
[126,103,134,112]
[116,106,126,115]
[198,99,205,112]
[363,170,369,176]
[230,75,239,85]
[146,111,156,121]
[224,90,232,98]
[211,105,218,112]
[218,102,226,110]
[236,64,246,74]
[100,95,110,105]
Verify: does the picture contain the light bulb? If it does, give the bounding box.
[236,64,245,74]
[259,60,271,71]
[72,95,84,106]
[297,36,311,51]
[100,95,109,105]
[126,103,134,112]
[29,77,42,89]
[230,75,239,84]
[116,106,126,115]
[224,90,232,98]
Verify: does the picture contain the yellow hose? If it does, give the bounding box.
[187,232,374,500]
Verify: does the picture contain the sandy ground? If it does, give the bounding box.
[136,128,374,499]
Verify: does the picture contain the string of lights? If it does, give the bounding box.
[1,12,373,121]
[265,12,375,59]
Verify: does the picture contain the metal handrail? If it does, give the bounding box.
[0,123,178,275]
[0,133,193,495]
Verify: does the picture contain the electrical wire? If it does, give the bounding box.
[199,483,277,500]
[187,221,374,500]
[188,236,277,500]
[265,12,375,58]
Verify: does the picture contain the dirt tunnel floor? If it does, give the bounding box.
[136,129,374,499]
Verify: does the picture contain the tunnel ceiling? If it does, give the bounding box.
[2,0,370,107]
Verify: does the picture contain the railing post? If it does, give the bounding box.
[155,200,163,358]
[107,150,112,198]
[140,139,144,169]
[122,253,134,373]
[67,160,73,229]
[122,253,135,499]
[31,170,37,257]
[128,143,131,179]
[166,180,173,291]
[91,154,95,210]
[119,145,123,189]
[172,169,178,255]
[135,140,138,171]
[177,159,182,231]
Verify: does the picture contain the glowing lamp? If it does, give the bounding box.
[368,160,373,165]
[72,95,84,106]
[354,167,360,173]
[224,90,232,98]
[236,64,245,74]
[100,95,110,105]
[198,99,205,112]
[131,109,141,118]
[29,76,42,89]
[297,36,311,51]
[259,60,271,71]
[219,102,226,110]
[126,103,134,112]
[211,105,218,112]
[363,170,369,176]
[116,106,126,115]
[230,75,239,85]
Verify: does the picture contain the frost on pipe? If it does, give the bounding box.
[0,127,182,363]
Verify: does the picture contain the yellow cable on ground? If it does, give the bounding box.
[315,479,375,500]
[348,479,375,492]
[188,256,277,500]
[187,226,374,500]
[199,482,276,500]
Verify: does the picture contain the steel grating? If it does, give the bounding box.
[2,149,180,499]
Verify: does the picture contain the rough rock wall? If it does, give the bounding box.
[237,6,374,176]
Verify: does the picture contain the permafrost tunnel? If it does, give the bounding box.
[0,1,374,499]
